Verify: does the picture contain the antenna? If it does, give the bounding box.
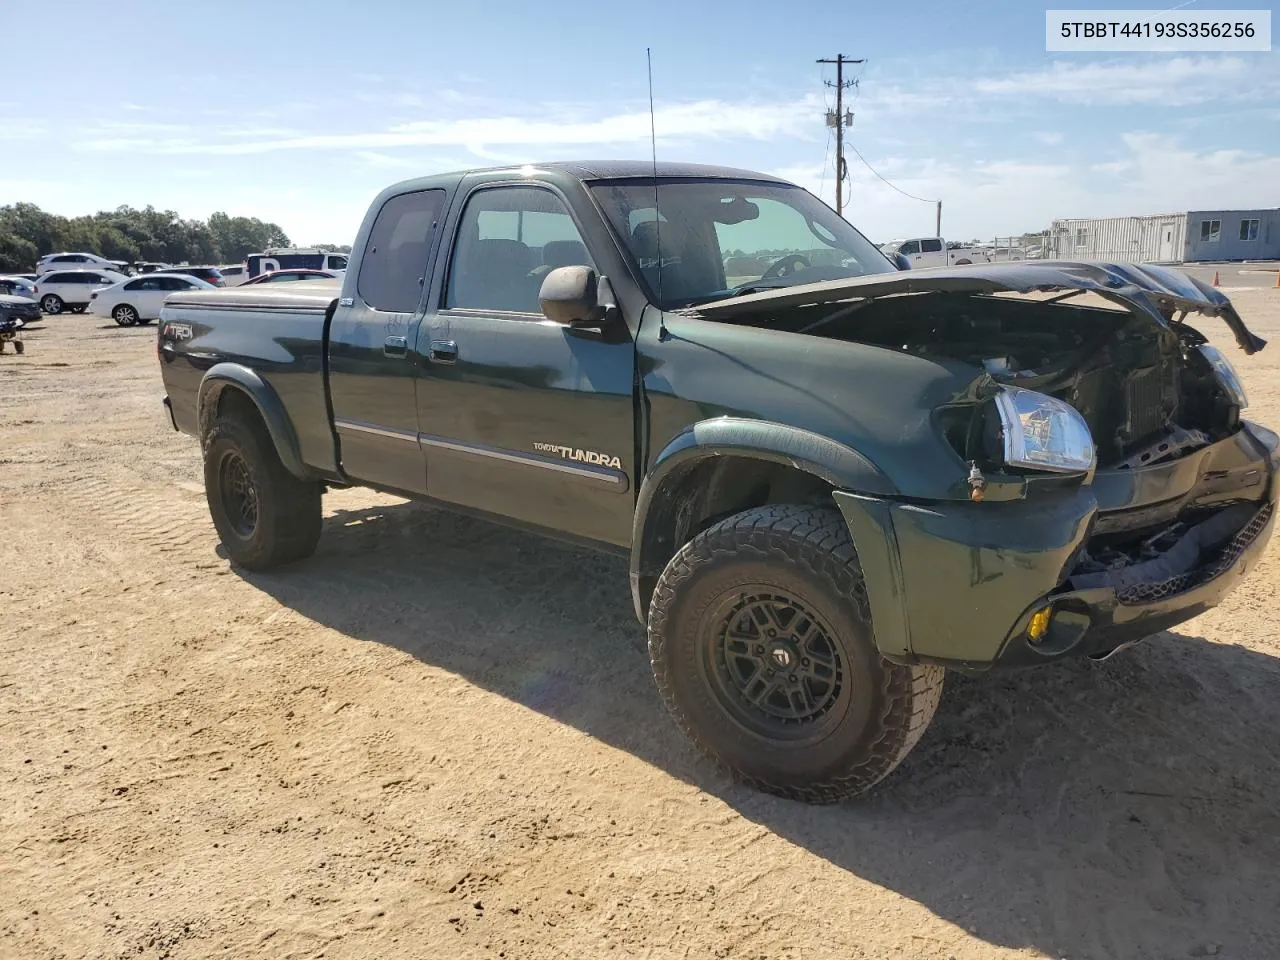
[646,47,663,307]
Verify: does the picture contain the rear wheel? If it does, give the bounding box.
[112,304,138,327]
[647,504,944,803]
[40,295,63,315]
[203,412,322,570]
[70,304,86,314]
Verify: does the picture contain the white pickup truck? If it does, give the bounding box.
[879,237,993,268]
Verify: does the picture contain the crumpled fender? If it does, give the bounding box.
[628,416,894,621]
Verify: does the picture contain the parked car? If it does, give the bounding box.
[0,275,39,300]
[241,268,340,286]
[0,292,42,325]
[90,273,216,326]
[218,264,249,286]
[134,262,174,275]
[33,269,128,314]
[879,237,993,267]
[163,265,225,287]
[156,160,1276,804]
[35,252,122,275]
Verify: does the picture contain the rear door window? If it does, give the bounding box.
[357,188,447,313]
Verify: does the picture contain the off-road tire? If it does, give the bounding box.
[40,295,63,315]
[648,503,944,803]
[203,413,322,570]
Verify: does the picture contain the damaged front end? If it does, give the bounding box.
[692,261,1277,667]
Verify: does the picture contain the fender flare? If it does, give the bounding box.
[628,416,896,621]
[197,363,312,481]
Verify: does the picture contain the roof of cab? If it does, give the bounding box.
[383,160,792,194]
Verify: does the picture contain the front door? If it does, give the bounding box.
[414,183,636,546]
[327,187,448,495]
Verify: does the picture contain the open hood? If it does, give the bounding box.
[687,260,1267,355]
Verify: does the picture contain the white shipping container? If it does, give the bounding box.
[1050,213,1187,263]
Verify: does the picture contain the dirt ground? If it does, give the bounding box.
[2,287,1279,960]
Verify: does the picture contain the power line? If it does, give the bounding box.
[844,140,937,204]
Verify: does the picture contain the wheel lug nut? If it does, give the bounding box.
[801,658,810,667]
[789,674,797,683]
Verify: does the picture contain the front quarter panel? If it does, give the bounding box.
[639,309,985,501]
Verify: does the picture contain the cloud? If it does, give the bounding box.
[1034,131,1065,146]
[75,96,825,157]
[974,55,1280,106]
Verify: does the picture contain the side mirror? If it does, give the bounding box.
[539,265,607,326]
[892,252,912,270]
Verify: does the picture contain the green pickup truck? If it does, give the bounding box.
[156,161,1277,802]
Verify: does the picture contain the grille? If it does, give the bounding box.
[1116,500,1274,604]
[1125,366,1166,443]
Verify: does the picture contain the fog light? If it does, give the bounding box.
[1027,606,1053,643]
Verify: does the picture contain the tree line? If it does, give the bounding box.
[0,202,334,272]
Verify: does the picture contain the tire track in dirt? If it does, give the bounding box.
[55,473,213,562]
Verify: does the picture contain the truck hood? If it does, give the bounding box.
[688,260,1266,355]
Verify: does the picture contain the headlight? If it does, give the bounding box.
[1195,344,1248,409]
[993,386,1096,474]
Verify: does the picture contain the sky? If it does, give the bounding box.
[2,0,1277,247]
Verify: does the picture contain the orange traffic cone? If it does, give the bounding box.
[1212,270,1221,287]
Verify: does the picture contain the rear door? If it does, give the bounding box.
[327,187,449,495]
[412,182,636,546]
[919,237,945,266]
[120,277,160,315]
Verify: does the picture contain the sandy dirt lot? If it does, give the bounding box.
[3,287,1280,960]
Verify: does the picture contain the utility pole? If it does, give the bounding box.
[817,54,863,217]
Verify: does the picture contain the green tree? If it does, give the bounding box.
[0,202,299,269]
[0,232,38,273]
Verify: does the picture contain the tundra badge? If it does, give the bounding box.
[534,442,623,470]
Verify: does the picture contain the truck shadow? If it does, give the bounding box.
[238,500,1280,960]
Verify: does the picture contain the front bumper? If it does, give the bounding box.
[833,422,1279,671]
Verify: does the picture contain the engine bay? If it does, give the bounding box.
[743,290,1244,471]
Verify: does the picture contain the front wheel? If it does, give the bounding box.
[40,295,63,315]
[203,413,323,570]
[647,504,943,803]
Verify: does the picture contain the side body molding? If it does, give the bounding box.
[196,363,314,481]
[628,416,896,622]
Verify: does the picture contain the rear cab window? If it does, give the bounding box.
[357,189,446,313]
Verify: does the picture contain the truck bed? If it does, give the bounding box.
[163,279,341,313]
[158,280,341,475]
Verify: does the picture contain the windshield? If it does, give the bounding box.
[589,178,896,309]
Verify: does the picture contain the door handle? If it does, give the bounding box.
[428,340,458,364]
[383,336,407,358]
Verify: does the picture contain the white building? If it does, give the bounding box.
[1049,208,1280,264]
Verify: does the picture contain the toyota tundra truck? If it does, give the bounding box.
[155,161,1277,803]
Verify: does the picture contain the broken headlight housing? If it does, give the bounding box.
[993,386,1096,474]
[1195,344,1248,409]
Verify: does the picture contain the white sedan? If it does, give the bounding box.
[89,273,216,326]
